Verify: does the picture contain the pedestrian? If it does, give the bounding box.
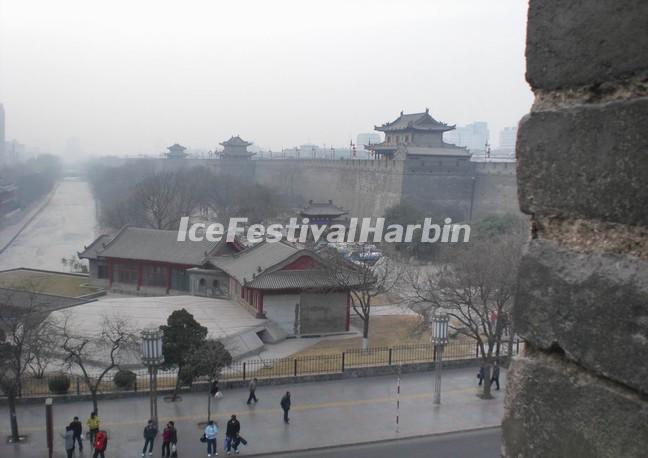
[70,416,83,451]
[204,419,219,457]
[161,421,177,458]
[92,430,108,458]
[477,365,485,386]
[491,361,501,390]
[225,414,241,455]
[142,419,158,456]
[280,391,291,424]
[211,379,223,399]
[87,411,100,447]
[246,378,258,404]
[62,425,75,458]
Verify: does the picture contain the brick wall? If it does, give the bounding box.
[502,1,648,456]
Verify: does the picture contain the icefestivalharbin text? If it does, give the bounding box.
[176,217,471,244]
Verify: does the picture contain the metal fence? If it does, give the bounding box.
[10,339,523,399]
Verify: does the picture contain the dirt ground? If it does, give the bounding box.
[293,315,431,356]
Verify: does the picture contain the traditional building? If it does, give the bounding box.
[220,136,255,160]
[81,227,359,336]
[218,136,256,179]
[79,226,242,295]
[165,143,188,159]
[368,109,470,161]
[299,200,348,226]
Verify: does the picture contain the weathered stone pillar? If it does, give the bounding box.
[503,1,648,456]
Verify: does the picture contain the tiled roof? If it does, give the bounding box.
[78,234,112,260]
[93,226,220,265]
[209,241,299,284]
[375,110,454,133]
[220,135,252,147]
[405,146,471,157]
[300,201,348,217]
[246,269,362,290]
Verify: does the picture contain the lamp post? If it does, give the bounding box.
[141,329,164,425]
[431,314,449,405]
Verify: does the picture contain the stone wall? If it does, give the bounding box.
[502,1,648,456]
[119,155,521,221]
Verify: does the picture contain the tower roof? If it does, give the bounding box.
[375,109,455,133]
[220,135,252,147]
[166,143,188,158]
[167,143,187,152]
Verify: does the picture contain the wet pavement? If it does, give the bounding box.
[0,367,505,457]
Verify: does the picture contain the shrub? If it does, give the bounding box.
[48,373,71,394]
[113,369,137,390]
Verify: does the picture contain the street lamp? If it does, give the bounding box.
[141,328,164,425]
[430,313,449,405]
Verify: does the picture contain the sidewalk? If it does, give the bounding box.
[0,367,505,457]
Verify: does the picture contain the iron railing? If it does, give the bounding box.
[7,339,523,399]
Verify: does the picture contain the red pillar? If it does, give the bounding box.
[258,291,264,316]
[345,291,351,331]
[136,262,143,291]
[108,259,113,287]
[166,266,172,294]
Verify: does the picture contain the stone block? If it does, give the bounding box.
[514,239,648,393]
[517,98,648,226]
[526,0,648,89]
[502,353,648,458]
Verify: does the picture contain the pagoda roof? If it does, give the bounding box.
[167,143,187,151]
[81,226,233,266]
[375,109,455,133]
[300,200,348,218]
[220,136,253,147]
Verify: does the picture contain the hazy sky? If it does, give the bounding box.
[1,0,532,157]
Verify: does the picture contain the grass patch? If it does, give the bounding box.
[0,269,98,297]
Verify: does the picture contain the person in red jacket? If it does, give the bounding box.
[92,430,107,458]
[161,421,178,458]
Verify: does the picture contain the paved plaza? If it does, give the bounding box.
[0,367,505,457]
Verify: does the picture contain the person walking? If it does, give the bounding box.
[142,419,158,456]
[204,419,219,457]
[62,425,75,458]
[161,421,177,458]
[210,379,223,399]
[477,365,485,386]
[246,378,258,405]
[491,361,501,390]
[225,414,241,455]
[280,391,291,424]
[92,430,108,458]
[87,411,100,447]
[70,416,83,451]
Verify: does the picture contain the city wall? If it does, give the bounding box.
[503,1,648,456]
[125,156,520,220]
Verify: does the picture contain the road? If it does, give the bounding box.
[260,428,501,458]
[0,368,505,457]
[0,178,97,271]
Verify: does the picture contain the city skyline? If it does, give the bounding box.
[1,0,531,158]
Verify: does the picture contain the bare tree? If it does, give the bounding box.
[326,251,403,349]
[408,235,523,398]
[0,287,55,442]
[101,168,213,230]
[58,315,137,414]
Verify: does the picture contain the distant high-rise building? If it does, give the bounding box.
[443,122,489,152]
[499,126,518,150]
[0,103,5,164]
[356,132,382,148]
